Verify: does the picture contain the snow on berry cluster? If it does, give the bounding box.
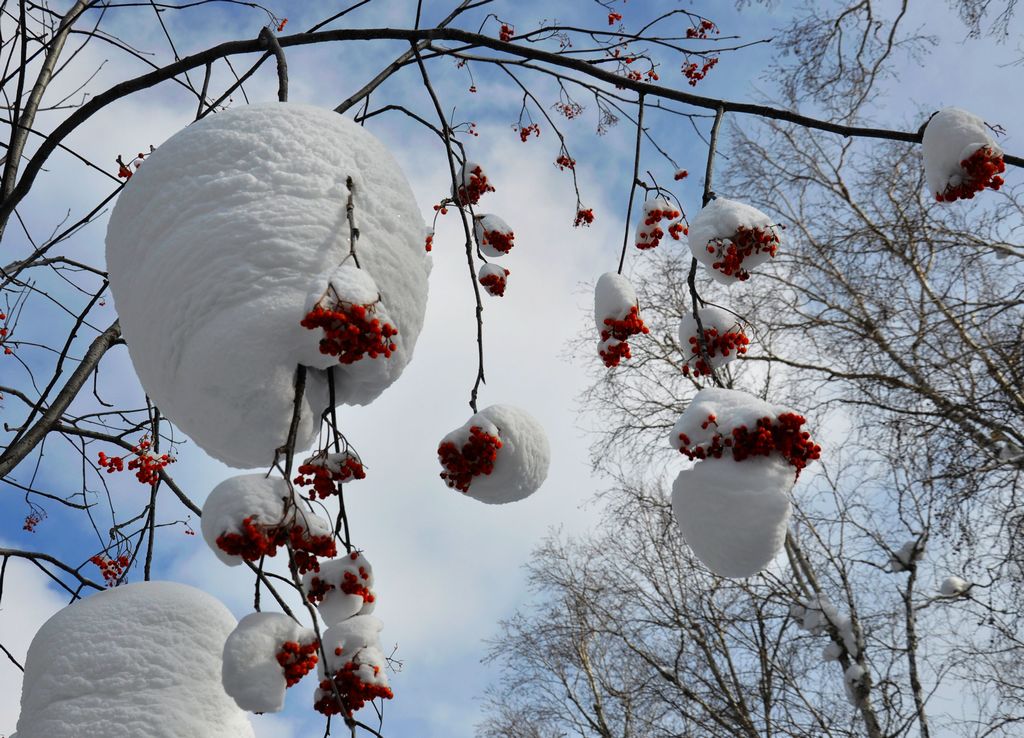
[594,272,649,367]
[688,198,782,284]
[97,436,175,485]
[437,404,551,504]
[314,615,393,717]
[478,263,511,296]
[200,474,335,573]
[634,197,684,250]
[105,103,430,469]
[222,612,319,713]
[293,448,365,500]
[474,213,515,257]
[303,550,376,626]
[669,388,820,577]
[679,306,749,377]
[923,107,1005,202]
[454,160,496,206]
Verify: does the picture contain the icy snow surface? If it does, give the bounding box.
[671,455,794,577]
[105,103,430,468]
[222,612,315,714]
[688,197,780,284]
[14,581,253,738]
[922,107,1001,198]
[442,404,551,504]
[200,474,332,566]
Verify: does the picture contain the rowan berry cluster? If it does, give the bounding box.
[599,338,632,368]
[518,123,540,142]
[499,23,514,42]
[937,146,1006,202]
[90,554,130,586]
[97,438,175,485]
[676,412,821,474]
[314,658,394,716]
[707,224,780,280]
[478,224,514,254]
[554,101,583,120]
[555,154,576,170]
[115,151,148,179]
[301,302,398,365]
[294,451,366,500]
[601,305,649,343]
[438,425,503,492]
[681,327,750,377]
[686,19,717,38]
[608,12,623,25]
[305,551,376,608]
[636,200,683,250]
[424,232,433,252]
[574,208,595,227]
[682,56,718,85]
[455,165,496,206]
[674,169,689,180]
[215,516,337,574]
[479,267,510,297]
[276,640,319,687]
[23,510,43,532]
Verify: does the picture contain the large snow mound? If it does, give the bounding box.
[15,581,253,738]
[105,102,431,468]
[671,455,794,578]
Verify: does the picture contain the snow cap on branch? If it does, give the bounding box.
[105,103,430,468]
[688,197,781,284]
[474,214,515,257]
[678,306,749,377]
[222,612,318,713]
[939,575,971,597]
[15,582,253,738]
[478,262,511,296]
[437,404,551,504]
[922,107,1005,202]
[303,550,376,626]
[314,615,392,717]
[594,272,649,367]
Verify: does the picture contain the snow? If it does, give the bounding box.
[439,404,551,504]
[671,455,794,577]
[922,107,1002,198]
[315,615,392,711]
[478,262,510,296]
[939,575,971,597]
[303,550,376,626]
[105,103,430,468]
[14,581,253,738]
[200,474,332,566]
[678,305,748,374]
[688,197,780,284]
[844,664,866,706]
[474,214,515,257]
[890,539,924,572]
[222,612,316,714]
[822,642,843,662]
[594,272,638,332]
[669,387,780,453]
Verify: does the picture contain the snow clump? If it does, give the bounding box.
[939,575,971,597]
[688,197,781,284]
[314,615,393,717]
[15,581,253,738]
[678,305,749,377]
[222,612,318,714]
[105,102,430,468]
[478,262,511,296]
[594,272,649,367]
[200,474,334,571]
[889,539,924,572]
[437,404,550,504]
[303,550,376,626]
[454,160,495,205]
[474,214,515,257]
[634,197,684,250]
[922,107,1005,202]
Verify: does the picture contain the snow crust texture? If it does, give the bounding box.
[438,404,551,504]
[222,612,316,714]
[687,197,780,284]
[922,107,1003,200]
[105,103,430,468]
[15,581,253,738]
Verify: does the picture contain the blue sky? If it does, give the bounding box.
[1,1,1022,736]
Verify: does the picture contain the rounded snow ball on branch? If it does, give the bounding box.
[303,550,376,627]
[474,214,515,257]
[923,107,1006,202]
[200,474,335,572]
[453,160,496,206]
[15,581,253,738]
[634,197,683,251]
[594,272,649,368]
[939,575,972,597]
[478,263,511,296]
[222,612,319,714]
[678,305,749,377]
[688,198,782,284]
[314,615,393,717]
[437,404,551,504]
[105,103,430,468]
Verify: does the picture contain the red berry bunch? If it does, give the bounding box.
[707,224,779,280]
[518,123,540,142]
[294,451,366,500]
[636,200,683,250]
[499,23,514,42]
[97,451,125,473]
[478,225,514,254]
[599,339,632,368]
[555,101,583,120]
[937,145,1006,202]
[555,154,576,171]
[301,302,398,365]
[674,169,689,180]
[23,510,44,532]
[98,438,174,485]
[438,425,503,492]
[479,267,510,297]
[681,327,749,377]
[574,208,595,227]
[686,19,717,38]
[424,232,434,252]
[314,658,394,716]
[676,412,821,475]
[601,305,649,342]
[91,554,130,586]
[306,551,376,608]
[455,165,496,206]
[276,640,319,687]
[682,56,718,86]
[608,11,623,24]
[216,517,337,574]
